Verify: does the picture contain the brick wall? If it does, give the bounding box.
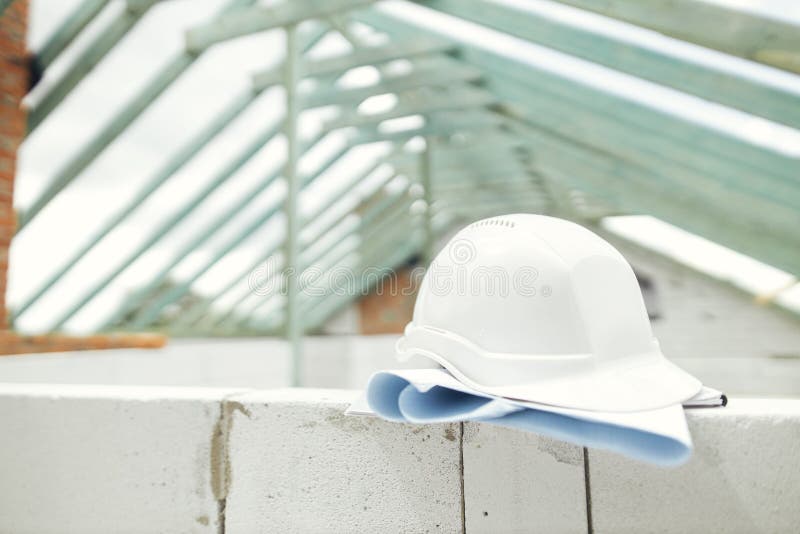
[0,0,28,330]
[0,331,167,354]
[357,267,418,334]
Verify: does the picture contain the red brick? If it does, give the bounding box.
[0,0,28,329]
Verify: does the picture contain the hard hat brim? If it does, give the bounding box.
[398,327,702,413]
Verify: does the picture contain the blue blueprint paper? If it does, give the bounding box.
[352,368,722,467]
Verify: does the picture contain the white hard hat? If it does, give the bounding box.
[397,214,702,412]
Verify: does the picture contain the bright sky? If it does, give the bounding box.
[8,0,800,333]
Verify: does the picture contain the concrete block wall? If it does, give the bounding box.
[222,389,464,533]
[0,385,797,533]
[462,423,587,533]
[588,399,800,534]
[0,383,239,534]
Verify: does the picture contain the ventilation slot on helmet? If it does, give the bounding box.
[469,218,516,229]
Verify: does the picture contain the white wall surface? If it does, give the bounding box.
[0,335,797,395]
[609,237,800,397]
[0,335,435,390]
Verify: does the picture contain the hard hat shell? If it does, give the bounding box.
[398,214,702,412]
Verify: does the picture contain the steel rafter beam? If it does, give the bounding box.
[416,0,800,129]
[218,110,525,327]
[191,110,520,331]
[47,114,289,331]
[28,0,164,131]
[104,130,339,331]
[552,0,800,74]
[20,0,258,228]
[13,23,329,322]
[323,85,496,132]
[172,165,402,332]
[302,62,483,109]
[185,0,376,52]
[356,8,800,274]
[246,198,424,333]
[251,37,455,90]
[356,9,800,202]
[219,183,415,332]
[32,0,107,74]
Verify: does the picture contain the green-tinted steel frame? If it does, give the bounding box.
[356,8,800,274]
[13,23,330,322]
[33,0,107,73]
[553,0,800,74]
[185,0,377,52]
[28,0,165,132]
[251,37,455,90]
[105,130,340,330]
[47,115,288,331]
[418,0,800,130]
[119,64,498,328]
[302,62,483,109]
[249,202,425,333]
[356,9,800,201]
[226,188,416,332]
[20,0,258,227]
[173,167,403,332]
[168,105,511,330]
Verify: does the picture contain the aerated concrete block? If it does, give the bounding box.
[588,399,800,533]
[223,388,463,533]
[462,422,588,534]
[0,383,238,534]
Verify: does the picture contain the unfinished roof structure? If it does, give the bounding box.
[6,0,800,350]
